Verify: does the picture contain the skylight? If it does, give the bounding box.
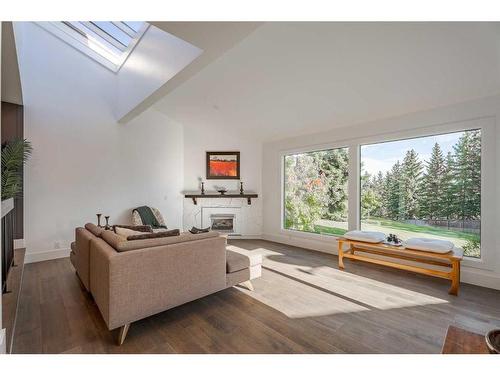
[36,22,149,72]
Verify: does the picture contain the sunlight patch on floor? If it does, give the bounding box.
[266,256,448,310]
[236,268,370,318]
[228,243,449,318]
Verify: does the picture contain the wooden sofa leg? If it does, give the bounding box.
[117,324,131,345]
[240,280,254,291]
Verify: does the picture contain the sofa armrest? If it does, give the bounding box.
[89,238,118,327]
[74,227,95,291]
[92,236,227,330]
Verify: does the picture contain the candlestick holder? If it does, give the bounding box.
[201,181,205,195]
[240,181,244,195]
[96,213,102,227]
[104,216,110,230]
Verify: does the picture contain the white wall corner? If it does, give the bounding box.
[24,248,71,264]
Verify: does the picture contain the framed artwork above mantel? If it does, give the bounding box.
[206,151,240,179]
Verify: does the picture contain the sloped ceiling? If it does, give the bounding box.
[154,22,500,141]
[120,22,263,122]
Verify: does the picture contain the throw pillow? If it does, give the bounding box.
[115,226,149,239]
[113,224,153,233]
[189,226,210,234]
[127,229,180,241]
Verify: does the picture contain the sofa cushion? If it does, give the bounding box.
[127,229,180,241]
[226,250,262,273]
[226,264,262,287]
[101,230,221,252]
[85,223,104,237]
[101,230,127,249]
[114,226,149,239]
[113,224,153,233]
[226,250,249,273]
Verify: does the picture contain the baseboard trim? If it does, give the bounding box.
[24,248,71,264]
[460,268,500,290]
[263,233,336,255]
[14,239,25,249]
[227,234,263,240]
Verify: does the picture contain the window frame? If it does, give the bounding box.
[359,128,482,259]
[280,141,352,241]
[280,116,494,270]
[35,21,149,73]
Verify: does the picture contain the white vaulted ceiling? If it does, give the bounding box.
[154,22,500,141]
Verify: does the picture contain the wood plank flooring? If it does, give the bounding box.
[12,239,500,354]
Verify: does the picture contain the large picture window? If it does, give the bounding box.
[283,148,348,236]
[360,130,481,258]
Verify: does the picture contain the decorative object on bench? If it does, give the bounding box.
[104,215,111,230]
[337,237,463,295]
[189,226,210,234]
[132,206,167,230]
[386,233,402,246]
[206,151,240,179]
[343,230,385,243]
[404,238,454,253]
[96,213,102,227]
[486,329,500,354]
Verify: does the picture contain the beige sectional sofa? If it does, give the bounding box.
[70,223,261,344]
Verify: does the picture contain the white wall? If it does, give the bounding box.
[15,22,185,262]
[182,122,262,193]
[181,121,263,234]
[263,94,500,290]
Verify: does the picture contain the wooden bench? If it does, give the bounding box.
[337,238,463,295]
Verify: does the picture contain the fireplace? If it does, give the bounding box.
[210,214,235,233]
[201,206,241,236]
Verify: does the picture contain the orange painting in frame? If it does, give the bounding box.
[206,151,240,179]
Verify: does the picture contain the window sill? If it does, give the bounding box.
[280,228,342,241]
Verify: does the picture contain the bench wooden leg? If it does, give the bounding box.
[449,260,460,296]
[338,240,345,270]
[117,323,130,345]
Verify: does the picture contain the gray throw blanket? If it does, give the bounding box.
[134,206,167,229]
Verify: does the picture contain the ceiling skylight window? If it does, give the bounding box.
[36,21,149,72]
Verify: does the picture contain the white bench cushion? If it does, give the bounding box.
[404,238,454,253]
[344,230,386,243]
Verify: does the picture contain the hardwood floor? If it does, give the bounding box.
[12,239,500,354]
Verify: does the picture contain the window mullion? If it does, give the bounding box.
[348,145,360,231]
